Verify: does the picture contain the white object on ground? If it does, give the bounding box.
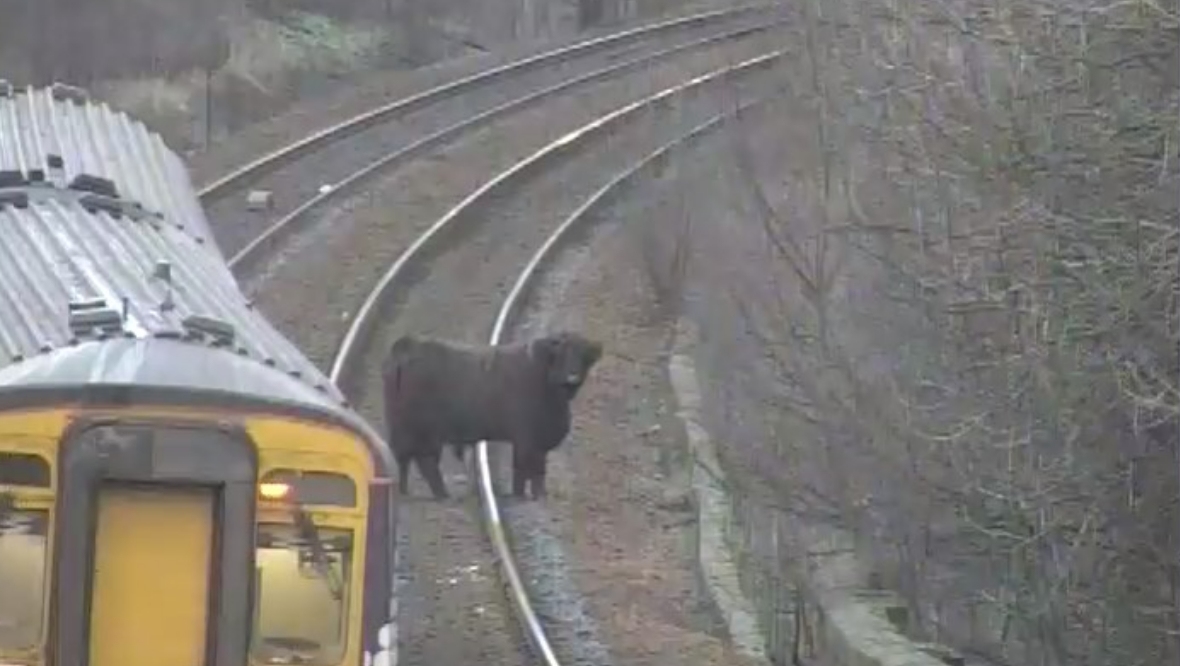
[245,190,273,211]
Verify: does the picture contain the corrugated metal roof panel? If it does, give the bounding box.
[0,199,342,402]
[0,84,218,252]
[0,84,343,406]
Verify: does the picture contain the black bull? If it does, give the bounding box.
[381,331,603,500]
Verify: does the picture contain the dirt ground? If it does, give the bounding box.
[517,222,768,666]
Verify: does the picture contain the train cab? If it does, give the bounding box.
[0,353,395,666]
[0,84,396,666]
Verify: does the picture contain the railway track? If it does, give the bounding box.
[197,2,787,259]
[321,51,781,666]
[205,11,787,666]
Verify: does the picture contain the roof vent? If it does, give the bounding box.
[0,170,26,189]
[151,260,175,312]
[68,298,123,336]
[79,193,126,219]
[0,191,29,211]
[50,82,88,104]
[182,315,235,346]
[69,174,119,199]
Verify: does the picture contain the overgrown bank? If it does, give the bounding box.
[634,0,1178,664]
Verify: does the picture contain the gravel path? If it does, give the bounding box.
[511,216,771,666]
[340,64,781,665]
[236,38,782,666]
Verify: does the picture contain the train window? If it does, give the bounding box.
[252,523,353,665]
[0,507,48,650]
[0,453,51,488]
[260,470,356,508]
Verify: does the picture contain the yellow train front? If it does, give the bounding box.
[0,82,397,666]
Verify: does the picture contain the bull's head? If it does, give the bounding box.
[534,331,603,397]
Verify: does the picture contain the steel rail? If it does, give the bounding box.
[479,91,769,666]
[328,48,784,383]
[225,18,786,275]
[328,51,783,665]
[196,2,779,201]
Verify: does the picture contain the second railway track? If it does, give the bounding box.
[198,2,787,259]
[210,14,788,666]
[328,54,781,664]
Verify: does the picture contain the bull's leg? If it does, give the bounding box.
[529,452,549,500]
[415,452,450,500]
[510,445,529,498]
[513,445,548,500]
[395,452,413,496]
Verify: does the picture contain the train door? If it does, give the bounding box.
[88,484,215,666]
[54,422,257,666]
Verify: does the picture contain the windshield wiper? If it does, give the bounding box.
[0,491,13,528]
[290,504,344,601]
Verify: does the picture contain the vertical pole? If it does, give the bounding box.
[204,66,213,149]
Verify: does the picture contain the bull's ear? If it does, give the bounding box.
[536,337,565,384]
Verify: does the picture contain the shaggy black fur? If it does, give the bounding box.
[382,331,603,500]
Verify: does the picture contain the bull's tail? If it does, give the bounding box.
[382,336,428,447]
[382,344,408,444]
[384,336,418,374]
[382,370,398,445]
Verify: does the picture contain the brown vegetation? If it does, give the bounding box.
[0,0,235,83]
[639,0,1178,663]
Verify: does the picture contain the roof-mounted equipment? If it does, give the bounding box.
[152,260,176,312]
[79,193,127,219]
[68,298,124,337]
[0,170,26,189]
[69,173,119,199]
[50,82,88,104]
[182,314,236,347]
[0,190,29,210]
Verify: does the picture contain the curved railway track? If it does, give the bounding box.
[197,2,787,259]
[322,51,780,665]
[204,11,787,665]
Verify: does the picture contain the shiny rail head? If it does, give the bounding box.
[196,2,785,201]
[328,48,785,383]
[329,53,782,666]
[227,17,786,280]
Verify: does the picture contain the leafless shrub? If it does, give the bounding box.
[635,0,1177,663]
[693,0,1180,663]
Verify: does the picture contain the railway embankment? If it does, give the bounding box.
[667,318,967,666]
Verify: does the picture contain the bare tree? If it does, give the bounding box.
[638,0,1178,663]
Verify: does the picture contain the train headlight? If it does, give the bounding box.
[259,482,292,501]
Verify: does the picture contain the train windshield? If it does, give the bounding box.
[0,503,49,651]
[252,523,353,665]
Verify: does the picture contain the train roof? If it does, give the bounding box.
[0,337,342,414]
[0,337,394,475]
[0,83,349,409]
[0,82,220,256]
